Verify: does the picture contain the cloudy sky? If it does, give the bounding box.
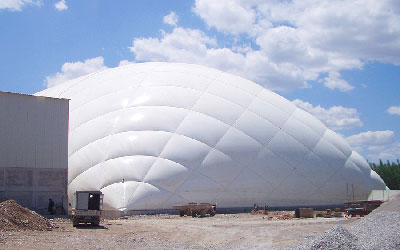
[1,0,399,162]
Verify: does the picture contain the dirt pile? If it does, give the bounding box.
[0,200,53,231]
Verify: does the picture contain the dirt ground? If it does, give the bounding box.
[0,212,358,250]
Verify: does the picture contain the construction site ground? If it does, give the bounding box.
[1,211,358,250]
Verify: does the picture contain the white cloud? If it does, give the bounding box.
[346,131,399,162]
[163,11,178,26]
[346,130,395,146]
[54,0,67,11]
[193,0,257,34]
[323,71,354,92]
[119,60,134,66]
[131,27,310,90]
[129,0,400,91]
[45,57,107,88]
[366,145,400,162]
[387,106,400,115]
[0,0,41,11]
[293,99,363,130]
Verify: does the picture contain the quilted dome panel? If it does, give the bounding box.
[36,62,386,210]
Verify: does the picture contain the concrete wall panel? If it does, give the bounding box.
[0,167,67,212]
[38,169,66,188]
[6,168,32,187]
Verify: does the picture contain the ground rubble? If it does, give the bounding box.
[0,200,54,232]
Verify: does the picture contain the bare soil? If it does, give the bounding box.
[0,212,358,250]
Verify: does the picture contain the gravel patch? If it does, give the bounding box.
[351,211,400,250]
[287,225,359,250]
[287,210,400,250]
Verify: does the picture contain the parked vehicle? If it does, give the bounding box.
[72,191,104,227]
[173,203,216,217]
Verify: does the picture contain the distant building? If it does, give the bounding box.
[0,91,69,213]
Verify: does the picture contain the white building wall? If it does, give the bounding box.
[0,92,69,169]
[368,190,400,201]
[0,91,69,212]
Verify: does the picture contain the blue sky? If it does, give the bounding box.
[0,0,399,162]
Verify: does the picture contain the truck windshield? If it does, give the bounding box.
[88,193,101,210]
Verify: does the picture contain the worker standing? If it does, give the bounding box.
[48,199,55,215]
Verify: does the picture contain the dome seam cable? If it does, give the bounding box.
[67,78,294,152]
[99,73,152,199]
[222,107,318,195]
[69,78,294,159]
[290,108,352,160]
[199,93,311,198]
[56,63,155,98]
[50,62,263,108]
[99,180,175,206]
[215,166,276,201]
[66,66,271,115]
[141,72,256,204]
[306,130,349,173]
[69,102,282,156]
[71,73,153,186]
[267,108,345,172]
[58,68,110,97]
[347,151,372,177]
[70,89,294,140]
[192,93,265,198]
[67,64,223,112]
[45,65,304,157]
[162,165,228,206]
[216,146,295,200]
[69,154,187,188]
[69,133,232,185]
[69,84,283,135]
[261,107,303,171]
[68,79,277,161]
[132,72,225,204]
[314,158,351,195]
[69,107,312,199]
[68,129,230,167]
[69,82,202,113]
[66,74,295,136]
[162,191,198,208]
[287,130,349,190]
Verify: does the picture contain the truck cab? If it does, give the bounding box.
[72,191,104,227]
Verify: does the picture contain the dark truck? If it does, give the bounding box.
[72,191,104,227]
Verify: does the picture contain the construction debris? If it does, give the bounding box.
[250,209,268,215]
[295,208,314,218]
[0,200,53,231]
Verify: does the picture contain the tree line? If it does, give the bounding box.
[369,159,400,190]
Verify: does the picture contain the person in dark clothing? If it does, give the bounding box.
[48,199,55,215]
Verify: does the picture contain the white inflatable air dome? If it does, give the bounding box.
[36,62,386,210]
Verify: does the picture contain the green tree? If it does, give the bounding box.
[369,159,400,190]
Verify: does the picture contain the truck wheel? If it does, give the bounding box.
[179,211,185,217]
[191,211,197,218]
